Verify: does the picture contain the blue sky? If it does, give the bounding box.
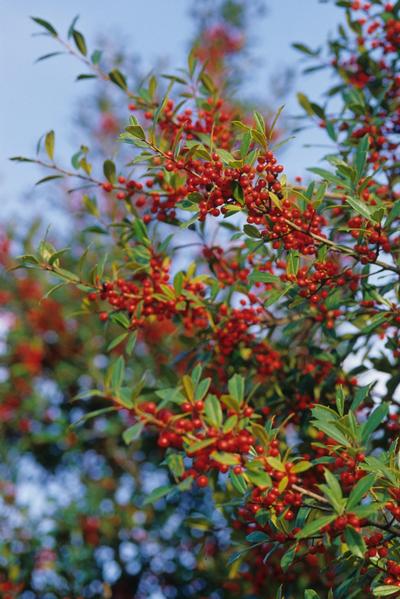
[1,0,342,220]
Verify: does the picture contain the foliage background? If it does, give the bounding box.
[1,1,399,598]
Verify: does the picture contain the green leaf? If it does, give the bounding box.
[31,16,58,36]
[304,591,320,599]
[253,111,265,135]
[264,284,293,308]
[346,196,372,220]
[126,331,137,355]
[191,364,203,386]
[71,406,117,427]
[308,167,346,187]
[355,135,369,179]
[41,282,67,299]
[173,271,184,295]
[220,394,241,413]
[248,271,280,284]
[280,545,296,571]
[162,73,187,85]
[232,120,250,132]
[336,385,345,416]
[246,468,272,488]
[72,30,87,55]
[347,473,376,510]
[240,130,252,157]
[9,156,35,163]
[251,122,266,149]
[228,374,245,405]
[200,72,216,94]
[188,49,197,77]
[297,92,314,115]
[45,130,55,160]
[353,503,382,519]
[142,485,172,506]
[48,247,70,265]
[296,514,336,539]
[82,194,99,217]
[52,266,80,282]
[311,102,326,120]
[223,415,238,434]
[287,251,300,276]
[76,74,96,81]
[351,384,372,410]
[107,332,129,351]
[292,42,319,56]
[165,453,185,479]
[313,421,351,446]
[35,175,63,186]
[109,312,130,329]
[109,69,127,90]
[344,526,366,559]
[73,389,105,401]
[246,531,268,543]
[269,104,285,140]
[323,469,343,499]
[187,438,215,453]
[230,471,247,494]
[204,394,223,428]
[35,51,64,63]
[177,476,193,492]
[117,388,134,409]
[91,49,102,64]
[216,149,236,165]
[360,313,387,334]
[312,404,339,422]
[276,585,284,599]
[122,421,144,444]
[66,13,79,36]
[211,451,240,465]
[265,457,285,472]
[39,240,56,260]
[251,423,270,446]
[180,213,199,229]
[110,356,125,391]
[292,461,312,473]
[125,125,146,140]
[361,403,389,444]
[244,224,261,238]
[194,377,211,402]
[103,159,116,183]
[16,254,40,265]
[182,375,194,402]
[385,201,400,229]
[133,218,150,243]
[372,586,400,596]
[325,120,337,141]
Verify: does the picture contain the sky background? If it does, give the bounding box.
[0,0,342,222]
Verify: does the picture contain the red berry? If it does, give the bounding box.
[196,475,208,488]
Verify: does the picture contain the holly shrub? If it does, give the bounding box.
[2,0,400,597]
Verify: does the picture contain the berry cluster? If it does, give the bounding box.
[194,24,244,78]
[261,198,326,254]
[210,305,283,378]
[349,215,391,261]
[89,251,208,330]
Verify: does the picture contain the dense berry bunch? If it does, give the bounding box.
[88,252,208,330]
